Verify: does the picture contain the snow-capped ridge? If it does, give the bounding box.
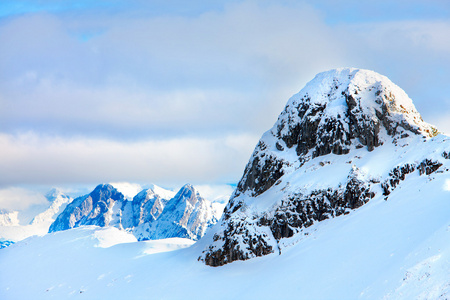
[133,183,220,241]
[199,68,448,267]
[0,189,73,243]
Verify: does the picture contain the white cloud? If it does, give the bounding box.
[0,187,48,211]
[0,2,350,139]
[0,132,259,187]
[0,1,449,190]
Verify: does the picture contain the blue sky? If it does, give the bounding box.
[0,0,449,207]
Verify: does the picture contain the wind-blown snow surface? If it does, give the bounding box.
[1,163,450,299]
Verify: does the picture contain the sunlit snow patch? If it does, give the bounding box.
[141,238,195,255]
[109,182,143,200]
[444,179,450,192]
[91,227,137,248]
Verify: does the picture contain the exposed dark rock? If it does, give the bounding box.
[265,169,375,242]
[235,149,285,197]
[202,220,274,267]
[382,164,416,196]
[418,159,443,176]
[381,160,442,198]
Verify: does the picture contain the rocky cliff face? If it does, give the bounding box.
[49,183,220,241]
[199,68,447,267]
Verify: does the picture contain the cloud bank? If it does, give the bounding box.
[0,0,449,191]
[0,132,257,187]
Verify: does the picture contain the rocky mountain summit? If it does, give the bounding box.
[199,68,448,266]
[49,183,220,241]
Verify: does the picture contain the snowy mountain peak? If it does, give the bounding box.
[276,67,436,154]
[171,184,199,206]
[133,184,220,241]
[235,68,437,199]
[146,183,176,200]
[199,69,449,267]
[48,184,124,232]
[91,183,123,200]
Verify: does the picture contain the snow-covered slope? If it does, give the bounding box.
[49,183,220,241]
[199,68,445,266]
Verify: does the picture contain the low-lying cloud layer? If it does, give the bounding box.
[0,132,257,187]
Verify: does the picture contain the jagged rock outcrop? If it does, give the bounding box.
[199,68,446,267]
[49,183,221,241]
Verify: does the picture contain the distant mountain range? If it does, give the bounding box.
[49,183,221,241]
[0,183,223,245]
